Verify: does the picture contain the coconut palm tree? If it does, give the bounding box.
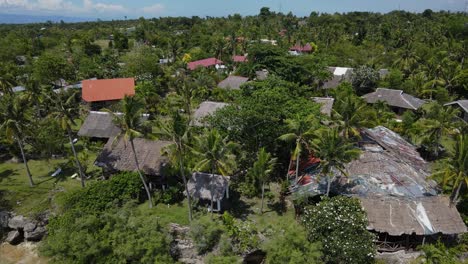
[432,134,468,204]
[0,94,34,187]
[108,95,153,208]
[48,90,86,187]
[191,129,237,218]
[248,147,276,214]
[309,128,361,196]
[155,111,193,221]
[332,95,370,140]
[279,115,318,180]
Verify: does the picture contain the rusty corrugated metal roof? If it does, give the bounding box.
[82,78,135,102]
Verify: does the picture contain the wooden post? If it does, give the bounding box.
[217,200,221,212]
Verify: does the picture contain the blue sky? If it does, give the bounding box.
[0,0,465,19]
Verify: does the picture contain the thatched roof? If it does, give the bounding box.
[191,101,229,127]
[312,97,334,116]
[78,111,121,138]
[78,111,148,139]
[255,69,269,80]
[187,172,229,201]
[362,88,426,110]
[218,76,249,90]
[360,196,467,236]
[95,137,171,176]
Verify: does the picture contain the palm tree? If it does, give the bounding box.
[332,95,369,140]
[108,95,153,208]
[279,115,318,181]
[0,94,34,187]
[431,134,468,204]
[48,90,86,187]
[309,128,361,196]
[191,129,237,218]
[155,111,193,221]
[248,147,276,214]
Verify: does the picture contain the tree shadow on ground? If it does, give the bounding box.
[226,190,254,219]
[266,196,287,216]
[0,169,16,184]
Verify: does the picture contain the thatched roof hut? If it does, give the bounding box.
[218,76,249,90]
[312,97,334,116]
[96,137,171,177]
[187,172,229,201]
[362,88,426,110]
[78,111,121,139]
[191,101,229,127]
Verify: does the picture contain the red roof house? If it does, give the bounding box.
[289,43,313,53]
[232,55,248,63]
[82,78,135,103]
[187,58,224,70]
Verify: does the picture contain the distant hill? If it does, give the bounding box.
[0,13,94,24]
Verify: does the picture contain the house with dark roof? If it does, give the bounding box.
[82,78,135,110]
[321,67,353,89]
[218,76,249,90]
[95,137,171,186]
[187,58,225,71]
[191,101,229,127]
[290,126,466,251]
[362,88,426,114]
[444,100,468,122]
[186,172,230,212]
[312,97,334,117]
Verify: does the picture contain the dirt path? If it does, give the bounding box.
[0,242,48,264]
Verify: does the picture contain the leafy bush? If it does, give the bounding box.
[154,184,184,205]
[205,254,241,264]
[190,216,224,254]
[42,202,173,263]
[417,240,464,264]
[302,196,376,264]
[222,212,260,254]
[60,171,143,213]
[264,222,323,264]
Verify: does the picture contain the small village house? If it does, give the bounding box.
[218,75,249,90]
[82,78,135,110]
[95,137,171,187]
[312,97,335,117]
[187,172,230,212]
[232,55,248,63]
[362,88,426,114]
[444,100,468,122]
[289,43,313,55]
[191,101,229,127]
[321,67,353,89]
[187,58,225,71]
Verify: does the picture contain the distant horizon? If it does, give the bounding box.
[0,0,465,22]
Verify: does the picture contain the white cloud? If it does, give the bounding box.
[83,0,126,13]
[142,3,164,14]
[0,0,31,8]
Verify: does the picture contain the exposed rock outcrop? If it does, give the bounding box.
[2,213,48,244]
[169,223,203,264]
[6,230,23,245]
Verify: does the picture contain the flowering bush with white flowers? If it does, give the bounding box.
[302,196,376,264]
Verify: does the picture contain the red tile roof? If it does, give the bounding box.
[232,55,247,62]
[187,58,223,70]
[82,78,135,102]
[289,43,313,52]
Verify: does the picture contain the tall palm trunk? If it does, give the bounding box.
[210,164,215,219]
[286,156,293,181]
[261,182,265,214]
[130,139,153,208]
[16,135,34,187]
[67,127,86,188]
[326,173,334,197]
[451,174,463,206]
[179,156,192,221]
[295,149,301,181]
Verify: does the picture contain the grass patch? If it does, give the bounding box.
[137,199,190,227]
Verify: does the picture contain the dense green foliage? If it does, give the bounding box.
[302,196,376,264]
[263,222,323,264]
[189,216,224,254]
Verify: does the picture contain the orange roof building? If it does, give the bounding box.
[82,78,135,103]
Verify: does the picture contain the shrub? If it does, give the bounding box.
[205,254,241,264]
[42,202,173,263]
[60,171,143,213]
[302,196,376,264]
[190,216,224,254]
[264,222,323,264]
[222,212,260,254]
